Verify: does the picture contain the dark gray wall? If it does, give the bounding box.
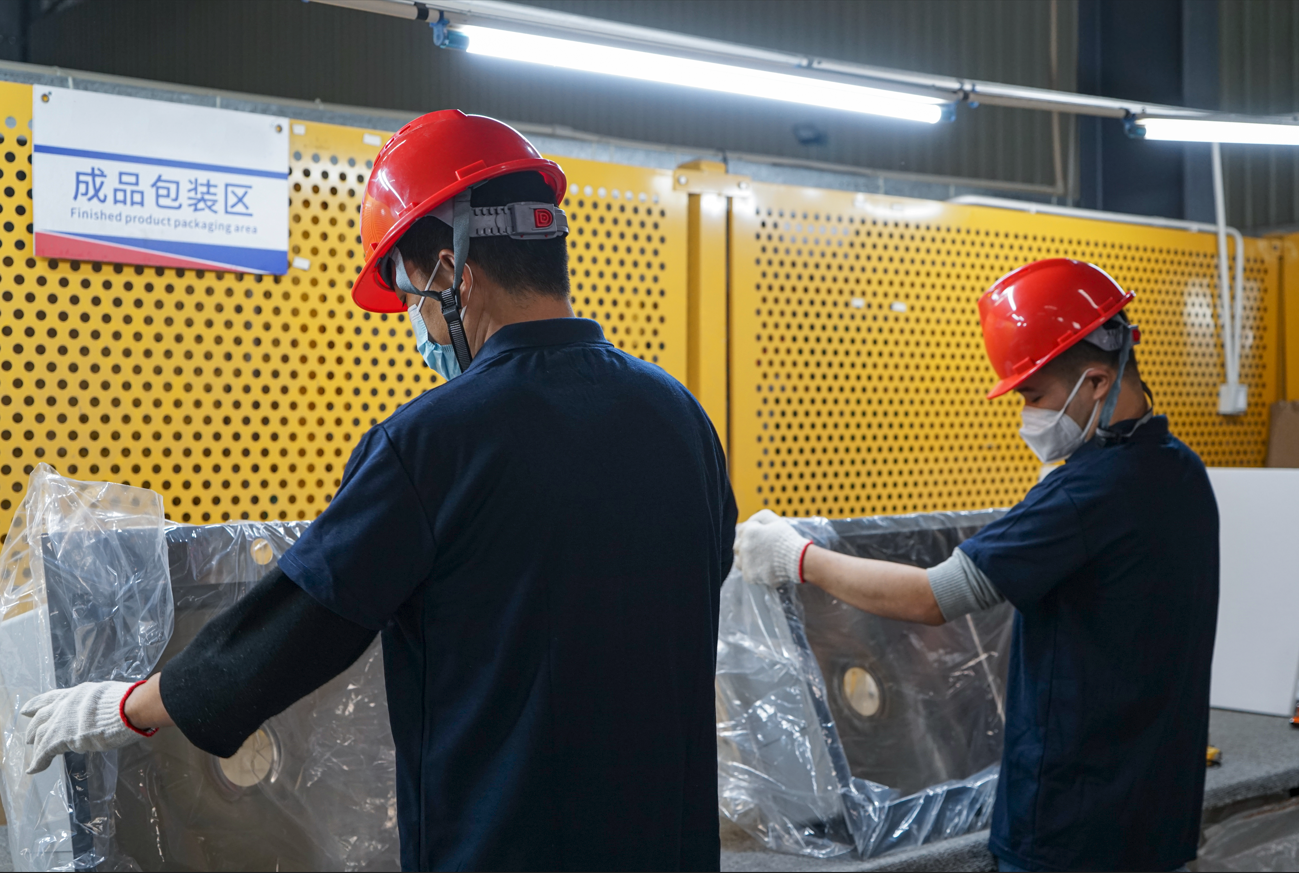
[1182,0,1220,223]
[1219,0,1299,232]
[22,0,1074,191]
[1072,0,1220,224]
[1076,0,1188,218]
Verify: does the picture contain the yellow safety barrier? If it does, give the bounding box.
[0,81,689,537]
[727,184,1279,520]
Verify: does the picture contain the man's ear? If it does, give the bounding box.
[435,249,475,298]
[435,249,456,288]
[459,264,474,304]
[1085,368,1114,402]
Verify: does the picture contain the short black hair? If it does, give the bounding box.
[1041,312,1142,384]
[395,171,569,300]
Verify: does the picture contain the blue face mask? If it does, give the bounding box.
[391,248,463,382]
[407,301,462,382]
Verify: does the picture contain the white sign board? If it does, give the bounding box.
[32,87,288,274]
[1207,467,1299,717]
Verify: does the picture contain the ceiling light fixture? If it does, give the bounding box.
[1133,117,1299,146]
[454,25,951,125]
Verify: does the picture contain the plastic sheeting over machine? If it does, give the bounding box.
[0,465,398,871]
[716,509,1012,859]
[1196,798,1299,871]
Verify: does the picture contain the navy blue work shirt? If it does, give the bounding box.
[280,319,737,871]
[960,416,1218,872]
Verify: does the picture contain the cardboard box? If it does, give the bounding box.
[1266,401,1299,467]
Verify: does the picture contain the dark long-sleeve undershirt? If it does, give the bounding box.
[159,567,377,758]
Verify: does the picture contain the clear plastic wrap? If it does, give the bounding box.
[0,464,173,872]
[0,466,399,871]
[716,509,1012,860]
[1196,798,1299,872]
[109,521,399,872]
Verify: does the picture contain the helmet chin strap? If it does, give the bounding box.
[1095,323,1149,442]
[439,189,474,373]
[1098,328,1130,430]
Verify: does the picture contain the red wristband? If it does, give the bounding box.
[797,541,813,584]
[120,679,158,738]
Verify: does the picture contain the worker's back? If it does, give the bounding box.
[961,415,1218,871]
[284,318,735,871]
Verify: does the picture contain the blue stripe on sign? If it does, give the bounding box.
[34,145,286,179]
[68,231,288,273]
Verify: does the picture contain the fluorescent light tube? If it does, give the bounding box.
[1137,117,1299,146]
[457,25,948,125]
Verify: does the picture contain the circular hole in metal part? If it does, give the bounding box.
[843,666,881,717]
[249,537,273,565]
[219,728,275,787]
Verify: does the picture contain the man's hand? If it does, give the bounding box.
[733,509,813,587]
[734,511,945,624]
[21,681,148,774]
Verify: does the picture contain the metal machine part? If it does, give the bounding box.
[27,519,399,872]
[215,728,279,790]
[716,509,1011,859]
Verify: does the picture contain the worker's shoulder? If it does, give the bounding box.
[1156,429,1217,501]
[1043,426,1213,513]
[603,344,698,392]
[599,348,715,425]
[1159,427,1209,467]
[1120,423,1212,482]
[378,345,704,428]
[364,376,475,442]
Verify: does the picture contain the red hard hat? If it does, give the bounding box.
[353,110,567,313]
[978,258,1134,399]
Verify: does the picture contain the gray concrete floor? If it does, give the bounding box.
[1202,708,1299,812]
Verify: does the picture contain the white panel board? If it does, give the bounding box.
[1207,467,1299,717]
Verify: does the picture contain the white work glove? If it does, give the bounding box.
[21,680,145,774]
[733,509,813,587]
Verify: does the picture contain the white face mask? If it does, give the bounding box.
[1019,371,1101,464]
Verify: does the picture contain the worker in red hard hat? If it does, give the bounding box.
[20,111,737,872]
[734,258,1218,872]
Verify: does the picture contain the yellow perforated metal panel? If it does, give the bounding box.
[729,184,1279,520]
[0,82,688,540]
[0,110,402,534]
[560,161,687,375]
[1278,233,1299,401]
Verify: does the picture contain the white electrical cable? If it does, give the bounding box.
[1211,143,1238,387]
